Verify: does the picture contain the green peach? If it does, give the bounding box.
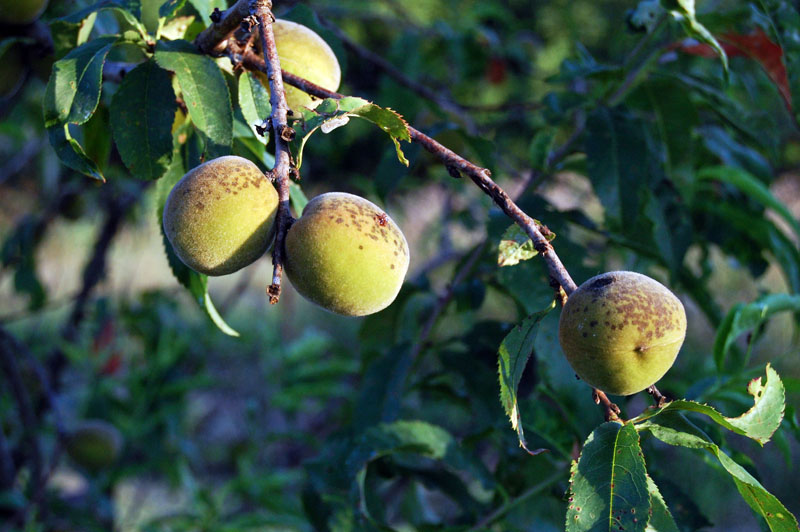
[66,420,122,471]
[558,271,686,396]
[0,0,48,24]
[163,156,279,276]
[256,19,341,112]
[285,192,409,316]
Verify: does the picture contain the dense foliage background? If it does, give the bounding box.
[1,0,799,530]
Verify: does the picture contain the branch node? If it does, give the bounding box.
[279,125,296,142]
[210,7,223,23]
[267,283,280,304]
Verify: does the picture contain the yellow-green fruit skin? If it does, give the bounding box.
[66,420,122,471]
[558,271,687,396]
[256,19,341,112]
[0,0,48,24]
[163,156,279,276]
[285,192,409,317]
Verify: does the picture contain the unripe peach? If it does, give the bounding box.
[284,192,409,316]
[256,19,341,112]
[66,420,122,471]
[558,271,686,396]
[163,156,279,276]
[0,0,49,24]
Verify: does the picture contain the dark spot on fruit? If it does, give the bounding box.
[589,276,615,290]
[359,245,363,249]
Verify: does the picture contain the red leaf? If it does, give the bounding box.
[676,29,792,111]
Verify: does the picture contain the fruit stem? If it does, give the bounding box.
[647,384,669,408]
[251,0,294,305]
[592,388,622,422]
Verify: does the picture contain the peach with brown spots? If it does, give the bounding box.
[285,192,409,316]
[558,271,686,396]
[163,156,278,276]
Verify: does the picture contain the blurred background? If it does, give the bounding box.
[1,0,799,530]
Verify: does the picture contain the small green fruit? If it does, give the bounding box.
[0,0,49,24]
[66,420,122,471]
[558,271,686,396]
[285,192,409,316]
[256,19,341,112]
[163,156,279,276]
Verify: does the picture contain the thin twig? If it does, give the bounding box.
[194,0,251,55]
[48,183,147,388]
[251,0,294,305]
[234,51,579,297]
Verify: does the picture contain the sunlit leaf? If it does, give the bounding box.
[640,412,798,531]
[633,364,785,445]
[566,422,649,532]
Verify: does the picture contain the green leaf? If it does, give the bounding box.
[49,15,97,60]
[43,36,117,128]
[757,0,800,123]
[696,165,800,240]
[292,97,410,169]
[347,420,493,490]
[713,294,800,371]
[289,182,309,215]
[47,124,105,181]
[159,0,187,18]
[566,422,649,532]
[155,135,239,337]
[111,60,177,180]
[237,72,271,145]
[498,304,554,454]
[187,0,226,22]
[645,475,679,532]
[354,345,412,430]
[660,0,729,78]
[155,39,233,158]
[497,223,554,267]
[61,1,149,45]
[640,412,798,531]
[585,108,653,232]
[633,364,785,445]
[529,129,556,171]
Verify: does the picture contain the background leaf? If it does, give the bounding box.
[111,60,177,180]
[155,39,233,159]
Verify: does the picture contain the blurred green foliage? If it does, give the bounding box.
[1,0,799,531]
